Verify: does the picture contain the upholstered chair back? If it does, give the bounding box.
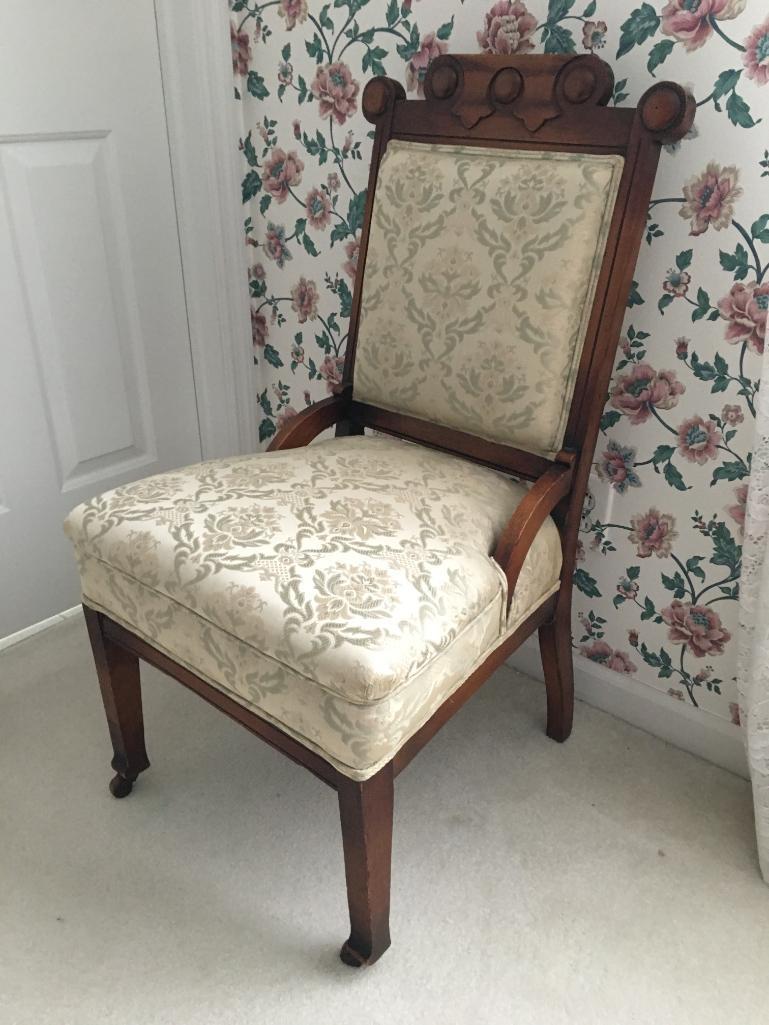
[352,140,624,460]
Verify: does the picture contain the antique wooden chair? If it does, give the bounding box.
[65,54,693,967]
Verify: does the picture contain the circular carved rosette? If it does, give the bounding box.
[490,66,523,108]
[554,54,614,110]
[638,82,695,143]
[362,77,406,123]
[424,55,462,102]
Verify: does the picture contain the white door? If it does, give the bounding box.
[0,1,202,639]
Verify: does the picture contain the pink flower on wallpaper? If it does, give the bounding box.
[251,308,268,349]
[579,640,637,675]
[729,701,742,727]
[596,440,640,493]
[662,267,691,296]
[406,32,448,95]
[628,508,678,559]
[261,148,304,204]
[628,629,639,648]
[343,236,360,280]
[727,482,748,531]
[675,337,690,359]
[320,354,345,394]
[722,403,744,426]
[661,601,731,658]
[661,0,745,52]
[477,2,537,55]
[743,17,769,85]
[230,22,251,77]
[718,281,769,356]
[582,20,607,51]
[610,364,685,424]
[264,223,292,268]
[290,277,319,323]
[575,538,585,563]
[677,415,722,463]
[679,162,742,237]
[305,187,332,230]
[276,405,299,429]
[277,0,308,31]
[311,62,360,126]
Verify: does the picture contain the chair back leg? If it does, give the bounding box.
[538,597,575,743]
[83,606,150,797]
[337,764,394,967]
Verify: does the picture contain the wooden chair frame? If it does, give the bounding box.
[84,54,694,967]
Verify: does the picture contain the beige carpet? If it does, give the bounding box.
[1,612,767,1025]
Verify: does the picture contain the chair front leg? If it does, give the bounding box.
[337,763,394,967]
[538,594,575,743]
[83,607,150,797]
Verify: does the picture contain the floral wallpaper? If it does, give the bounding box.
[230,0,768,729]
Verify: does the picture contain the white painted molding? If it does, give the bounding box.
[155,0,257,460]
[508,638,749,780]
[0,605,81,654]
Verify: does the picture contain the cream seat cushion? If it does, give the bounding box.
[64,436,561,780]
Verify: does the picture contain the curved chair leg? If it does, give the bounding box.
[83,607,150,797]
[538,603,574,743]
[337,764,393,967]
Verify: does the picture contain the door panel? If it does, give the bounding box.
[0,1,202,637]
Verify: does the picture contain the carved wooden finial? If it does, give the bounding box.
[638,81,695,143]
[362,77,406,123]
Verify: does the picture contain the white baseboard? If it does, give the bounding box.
[508,638,749,781]
[0,606,81,654]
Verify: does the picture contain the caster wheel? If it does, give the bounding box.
[109,773,134,798]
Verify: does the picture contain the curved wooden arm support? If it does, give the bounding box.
[267,388,352,451]
[493,463,574,608]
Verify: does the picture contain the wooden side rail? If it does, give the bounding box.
[493,462,574,606]
[267,388,352,451]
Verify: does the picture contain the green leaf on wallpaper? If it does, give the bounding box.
[574,568,601,598]
[612,594,625,608]
[241,170,262,203]
[600,409,622,433]
[330,221,348,245]
[582,0,597,17]
[262,344,284,369]
[691,286,711,321]
[686,556,706,581]
[302,232,319,257]
[306,34,325,64]
[627,565,640,580]
[386,0,399,26]
[710,522,741,572]
[726,90,759,129]
[616,4,660,59]
[613,78,629,106]
[397,23,421,62]
[258,389,273,417]
[647,39,674,77]
[243,132,258,168]
[281,43,291,62]
[259,194,271,215]
[675,249,692,271]
[714,353,729,376]
[258,418,276,443]
[719,243,749,280]
[661,571,687,599]
[436,17,455,41]
[712,68,741,106]
[640,598,656,623]
[362,46,388,77]
[651,444,675,465]
[346,190,367,235]
[543,24,577,54]
[657,292,674,314]
[246,71,269,100]
[547,0,575,22]
[627,280,644,307]
[663,461,688,491]
[751,214,769,244]
[338,279,353,318]
[319,4,334,30]
[711,460,749,485]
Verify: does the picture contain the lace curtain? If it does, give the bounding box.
[739,345,769,881]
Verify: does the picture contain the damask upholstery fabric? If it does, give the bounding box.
[64,436,561,780]
[353,141,624,459]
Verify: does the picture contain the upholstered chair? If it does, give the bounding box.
[64,55,694,966]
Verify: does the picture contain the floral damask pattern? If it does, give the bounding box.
[232,0,768,726]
